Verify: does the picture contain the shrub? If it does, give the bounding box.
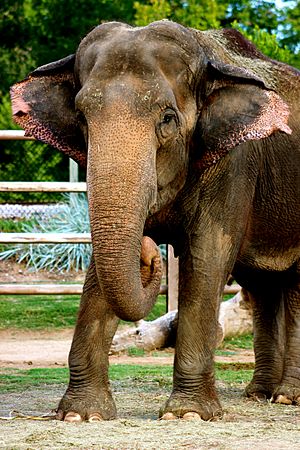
[0,193,166,272]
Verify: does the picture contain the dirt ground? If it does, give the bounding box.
[0,259,86,284]
[0,330,299,449]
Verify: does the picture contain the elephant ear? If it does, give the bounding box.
[196,60,292,170]
[10,55,87,168]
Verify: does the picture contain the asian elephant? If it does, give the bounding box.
[11,20,300,422]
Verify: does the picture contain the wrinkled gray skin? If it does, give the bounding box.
[11,21,300,422]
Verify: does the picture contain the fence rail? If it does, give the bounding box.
[0,182,87,192]
[0,284,170,296]
[0,233,91,244]
[0,130,33,140]
[0,283,238,296]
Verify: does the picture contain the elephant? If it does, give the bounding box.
[10,20,300,422]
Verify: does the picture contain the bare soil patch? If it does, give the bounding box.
[0,328,254,368]
[0,259,85,284]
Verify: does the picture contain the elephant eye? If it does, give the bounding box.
[158,108,178,139]
[162,112,175,124]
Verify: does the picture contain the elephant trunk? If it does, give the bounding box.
[87,120,162,322]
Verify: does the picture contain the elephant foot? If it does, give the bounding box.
[244,382,275,402]
[56,389,117,422]
[159,392,223,421]
[271,384,300,406]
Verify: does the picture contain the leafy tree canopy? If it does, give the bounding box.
[1,0,299,96]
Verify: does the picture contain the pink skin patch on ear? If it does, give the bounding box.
[227,91,292,150]
[10,79,87,167]
[244,91,292,140]
[10,93,31,115]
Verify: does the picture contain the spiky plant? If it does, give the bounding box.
[0,194,92,272]
[0,193,167,273]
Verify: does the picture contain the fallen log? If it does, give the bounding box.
[110,290,253,354]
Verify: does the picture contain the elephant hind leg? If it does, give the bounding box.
[57,257,119,422]
[272,277,300,405]
[245,284,286,402]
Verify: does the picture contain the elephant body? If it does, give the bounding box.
[11,21,300,421]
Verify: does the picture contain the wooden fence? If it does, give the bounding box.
[0,130,240,308]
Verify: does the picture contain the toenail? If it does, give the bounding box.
[64,412,82,423]
[183,412,201,420]
[161,412,177,420]
[274,395,292,405]
[88,413,103,422]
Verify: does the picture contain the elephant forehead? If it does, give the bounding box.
[76,23,199,86]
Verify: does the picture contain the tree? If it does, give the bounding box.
[134,0,226,29]
[232,22,300,68]
[280,0,300,52]
[28,0,137,66]
[222,0,282,32]
[0,1,35,97]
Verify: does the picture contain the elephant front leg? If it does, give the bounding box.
[57,258,119,422]
[161,252,223,421]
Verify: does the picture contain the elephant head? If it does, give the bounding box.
[10,21,292,322]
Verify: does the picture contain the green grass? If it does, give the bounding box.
[0,294,167,330]
[222,334,253,350]
[0,295,80,329]
[0,363,253,393]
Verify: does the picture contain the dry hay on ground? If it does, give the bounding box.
[0,379,299,449]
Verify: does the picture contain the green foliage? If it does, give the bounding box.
[280,0,300,51]
[134,0,226,29]
[0,194,92,272]
[0,1,35,96]
[134,0,172,25]
[142,294,167,321]
[0,218,33,233]
[0,218,34,252]
[223,0,282,33]
[232,22,300,68]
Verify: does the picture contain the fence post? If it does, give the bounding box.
[69,158,79,204]
[69,159,79,183]
[167,245,179,311]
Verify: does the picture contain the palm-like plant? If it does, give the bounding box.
[0,194,92,272]
[0,193,167,273]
